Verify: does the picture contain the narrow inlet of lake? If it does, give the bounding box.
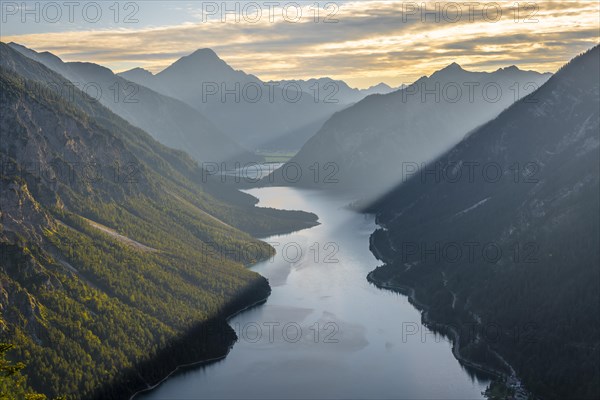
[139,186,489,399]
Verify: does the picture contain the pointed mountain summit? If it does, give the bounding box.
[156,47,244,82]
[166,48,225,69]
[430,61,468,79]
[443,61,464,71]
[189,47,220,60]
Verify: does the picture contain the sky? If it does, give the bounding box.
[1,1,598,88]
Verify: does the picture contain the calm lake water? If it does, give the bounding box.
[138,187,489,399]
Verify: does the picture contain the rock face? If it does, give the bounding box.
[368,46,599,399]
[0,178,58,342]
[273,63,551,199]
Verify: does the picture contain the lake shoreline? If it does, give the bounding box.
[133,188,494,400]
[366,232,531,399]
[128,294,271,400]
[88,277,272,400]
[89,196,324,400]
[366,271,506,379]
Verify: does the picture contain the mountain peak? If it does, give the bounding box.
[369,82,392,90]
[189,48,220,60]
[120,66,153,77]
[429,62,466,79]
[444,62,464,72]
[8,42,64,68]
[159,48,225,72]
[496,65,521,73]
[130,66,152,73]
[7,41,24,50]
[156,47,236,79]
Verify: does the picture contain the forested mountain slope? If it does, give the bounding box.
[367,46,600,400]
[0,43,316,399]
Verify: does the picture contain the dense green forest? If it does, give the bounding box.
[0,343,54,400]
[0,43,316,399]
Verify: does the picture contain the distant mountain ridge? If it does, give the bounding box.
[273,78,397,103]
[270,61,552,199]
[7,42,256,165]
[118,49,395,151]
[121,68,397,103]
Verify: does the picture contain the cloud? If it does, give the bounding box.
[2,0,598,88]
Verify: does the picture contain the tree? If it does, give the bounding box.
[0,343,47,400]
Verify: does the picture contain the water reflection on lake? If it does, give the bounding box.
[139,187,489,399]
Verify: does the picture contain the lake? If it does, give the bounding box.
[138,186,489,399]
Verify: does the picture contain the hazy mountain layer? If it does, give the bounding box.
[273,63,551,199]
[7,42,255,165]
[119,50,393,151]
[367,46,599,400]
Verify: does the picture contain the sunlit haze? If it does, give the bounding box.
[1,1,598,88]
